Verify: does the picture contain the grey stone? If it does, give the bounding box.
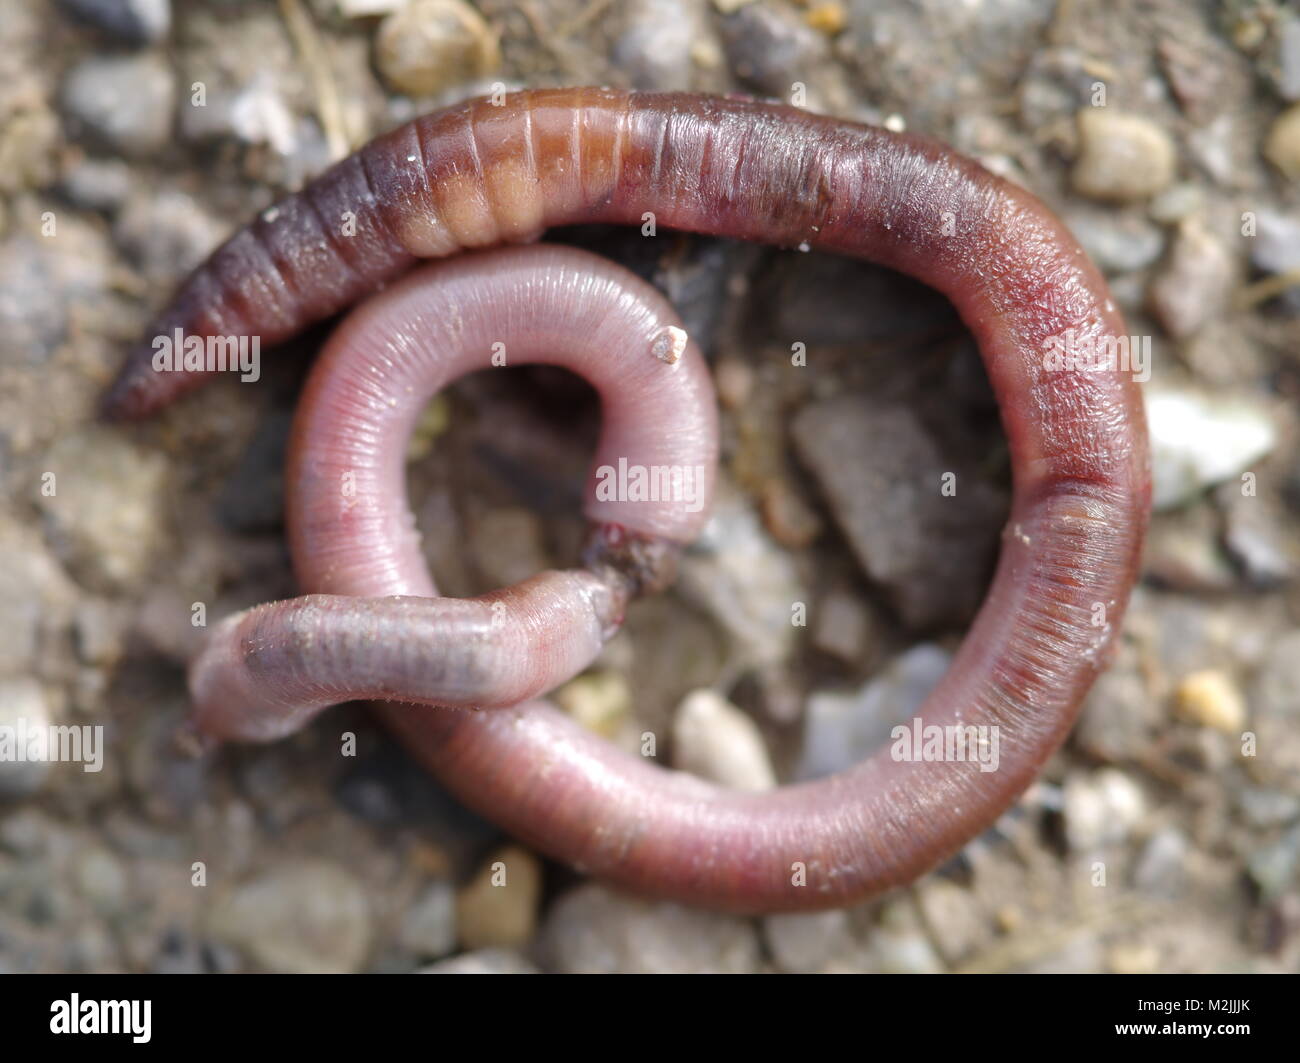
[1064,204,1165,274]
[398,880,456,960]
[56,0,170,45]
[614,0,717,91]
[1133,828,1189,897]
[791,395,1005,629]
[1148,221,1234,337]
[61,54,175,156]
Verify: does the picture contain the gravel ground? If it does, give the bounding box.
[2,0,1299,973]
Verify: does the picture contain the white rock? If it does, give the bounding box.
[538,884,761,973]
[0,678,53,797]
[763,909,855,973]
[798,644,951,779]
[672,689,775,791]
[869,900,944,974]
[1145,388,1276,510]
[1063,769,1146,851]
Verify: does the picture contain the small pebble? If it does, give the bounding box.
[0,679,53,798]
[337,0,407,15]
[207,861,373,974]
[712,357,753,409]
[1148,221,1233,337]
[1071,109,1177,203]
[791,395,1004,629]
[719,0,844,108]
[805,1,846,35]
[456,845,541,950]
[1174,669,1247,733]
[398,880,456,960]
[870,899,943,974]
[538,883,761,973]
[671,689,776,791]
[1064,205,1165,274]
[1063,769,1146,851]
[72,846,129,916]
[1224,500,1292,586]
[37,427,170,590]
[1107,942,1161,975]
[675,482,802,669]
[1186,113,1238,187]
[375,0,500,97]
[762,909,854,973]
[0,522,75,676]
[614,0,715,92]
[1235,787,1300,829]
[1247,826,1300,899]
[798,644,950,780]
[61,54,175,157]
[1276,17,1300,101]
[1264,102,1300,178]
[1074,662,1155,762]
[1147,182,1204,225]
[56,0,170,45]
[759,477,822,549]
[1133,827,1189,897]
[59,156,134,213]
[74,598,127,669]
[1247,631,1300,786]
[914,879,991,965]
[1249,208,1300,283]
[810,588,873,666]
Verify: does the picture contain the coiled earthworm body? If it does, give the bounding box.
[189,245,717,742]
[106,89,1150,912]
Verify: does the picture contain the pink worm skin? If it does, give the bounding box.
[189,245,717,742]
[106,89,1150,912]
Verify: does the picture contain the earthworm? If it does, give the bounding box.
[107,88,1150,912]
[188,244,717,743]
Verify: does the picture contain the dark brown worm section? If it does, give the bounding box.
[107,88,1150,911]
